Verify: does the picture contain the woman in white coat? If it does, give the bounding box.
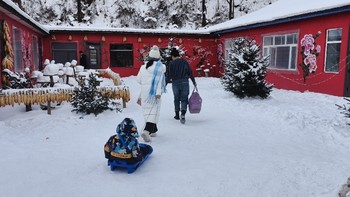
[136,45,166,142]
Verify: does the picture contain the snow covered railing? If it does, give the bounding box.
[0,85,130,108]
[97,68,122,86]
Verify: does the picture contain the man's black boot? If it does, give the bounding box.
[174,111,180,120]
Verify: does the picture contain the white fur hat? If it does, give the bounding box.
[148,45,160,59]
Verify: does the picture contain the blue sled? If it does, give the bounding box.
[107,144,153,174]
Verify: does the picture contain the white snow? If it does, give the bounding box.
[2,0,49,33]
[42,24,210,35]
[42,64,59,76]
[1,76,350,197]
[207,0,350,33]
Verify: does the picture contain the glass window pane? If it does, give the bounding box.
[13,28,22,72]
[290,46,297,69]
[110,44,133,50]
[110,44,133,67]
[287,34,297,44]
[52,43,76,50]
[89,49,98,66]
[275,36,285,45]
[32,36,39,70]
[263,33,298,70]
[264,36,273,46]
[293,34,298,44]
[325,43,341,72]
[263,48,268,57]
[327,29,342,42]
[275,46,290,69]
[269,48,276,68]
[51,43,77,64]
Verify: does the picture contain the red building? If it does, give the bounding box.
[210,0,350,97]
[42,27,218,77]
[0,0,48,86]
[2,0,350,97]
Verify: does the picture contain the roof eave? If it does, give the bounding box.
[47,28,215,37]
[0,0,49,34]
[212,5,350,35]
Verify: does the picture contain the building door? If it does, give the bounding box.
[344,26,350,97]
[87,43,101,69]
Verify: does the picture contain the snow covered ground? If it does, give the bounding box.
[1,76,350,197]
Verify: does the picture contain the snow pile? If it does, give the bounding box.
[1,76,350,197]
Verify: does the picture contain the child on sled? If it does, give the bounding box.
[104,118,152,165]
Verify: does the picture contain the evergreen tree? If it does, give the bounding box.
[336,98,350,125]
[221,37,273,99]
[161,38,186,65]
[13,0,278,29]
[71,73,119,116]
[161,38,186,82]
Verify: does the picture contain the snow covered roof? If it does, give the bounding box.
[207,0,350,34]
[44,25,211,35]
[0,0,49,34]
[2,0,350,38]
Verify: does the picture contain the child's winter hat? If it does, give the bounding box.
[148,45,161,59]
[116,118,139,138]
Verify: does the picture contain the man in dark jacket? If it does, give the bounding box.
[167,48,197,124]
[79,51,88,68]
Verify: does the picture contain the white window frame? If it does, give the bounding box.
[262,33,298,71]
[12,26,23,72]
[32,35,40,71]
[324,28,342,73]
[224,39,233,65]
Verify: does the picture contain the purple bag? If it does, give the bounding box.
[188,87,202,114]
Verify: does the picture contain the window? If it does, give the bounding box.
[263,33,298,70]
[224,39,233,64]
[32,36,39,70]
[325,28,342,72]
[110,44,133,68]
[51,42,77,64]
[13,27,23,72]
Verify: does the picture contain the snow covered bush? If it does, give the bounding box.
[336,98,350,125]
[71,73,119,116]
[221,37,273,99]
[2,69,31,89]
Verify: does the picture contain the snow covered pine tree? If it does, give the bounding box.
[221,37,273,99]
[161,37,186,83]
[71,73,119,116]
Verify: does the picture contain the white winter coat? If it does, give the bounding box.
[136,61,166,123]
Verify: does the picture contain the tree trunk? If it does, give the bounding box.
[13,0,23,10]
[77,0,83,22]
[227,0,235,19]
[201,0,207,27]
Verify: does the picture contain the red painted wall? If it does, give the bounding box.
[42,33,218,78]
[0,10,45,87]
[219,12,350,96]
